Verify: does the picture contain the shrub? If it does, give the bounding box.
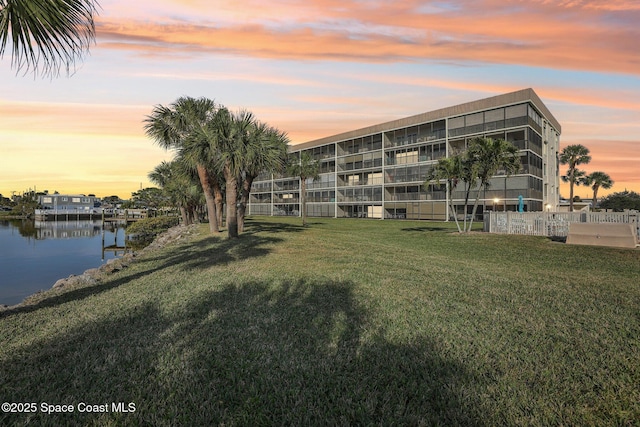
[126,216,180,248]
[599,190,640,211]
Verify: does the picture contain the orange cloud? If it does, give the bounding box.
[93,0,640,75]
[0,100,149,137]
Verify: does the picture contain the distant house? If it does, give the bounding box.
[38,194,98,212]
[558,198,592,212]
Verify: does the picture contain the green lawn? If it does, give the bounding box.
[1,217,639,426]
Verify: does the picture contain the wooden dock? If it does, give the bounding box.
[102,209,148,223]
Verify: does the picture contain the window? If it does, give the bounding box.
[419,145,431,161]
[367,172,383,185]
[506,104,527,118]
[372,134,383,150]
[433,143,446,159]
[465,112,484,134]
[396,149,418,165]
[449,116,464,129]
[466,112,483,126]
[485,108,505,131]
[485,108,504,122]
[448,116,465,137]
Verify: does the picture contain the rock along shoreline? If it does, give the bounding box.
[0,224,198,312]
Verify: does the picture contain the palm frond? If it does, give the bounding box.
[0,0,99,77]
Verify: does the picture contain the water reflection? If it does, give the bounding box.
[35,219,103,239]
[0,220,129,306]
[9,218,38,239]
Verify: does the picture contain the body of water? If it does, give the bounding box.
[0,219,127,306]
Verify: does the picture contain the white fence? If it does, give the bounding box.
[484,211,640,238]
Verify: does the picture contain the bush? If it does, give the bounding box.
[599,191,640,211]
[126,216,180,248]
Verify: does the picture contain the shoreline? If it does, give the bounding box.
[0,224,196,313]
[0,214,30,220]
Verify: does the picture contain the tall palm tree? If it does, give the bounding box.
[584,171,613,210]
[237,122,289,233]
[213,108,254,239]
[559,144,591,212]
[144,97,223,234]
[424,155,464,233]
[180,118,225,231]
[287,151,319,227]
[466,137,520,231]
[0,0,99,77]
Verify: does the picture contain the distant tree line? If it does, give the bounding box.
[0,190,41,216]
[599,191,640,211]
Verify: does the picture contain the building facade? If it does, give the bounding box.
[38,194,98,212]
[248,88,561,220]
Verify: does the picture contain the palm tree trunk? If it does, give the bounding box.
[196,164,219,233]
[301,179,307,226]
[463,181,472,232]
[180,206,189,225]
[592,185,599,211]
[225,164,239,238]
[569,167,575,212]
[468,192,483,232]
[448,200,461,233]
[446,182,462,233]
[187,206,196,225]
[569,182,575,212]
[212,180,224,230]
[237,175,254,234]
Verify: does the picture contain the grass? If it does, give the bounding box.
[1,217,638,426]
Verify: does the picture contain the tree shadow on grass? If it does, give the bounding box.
[242,217,307,234]
[142,231,284,272]
[0,226,282,319]
[401,225,457,233]
[1,277,485,426]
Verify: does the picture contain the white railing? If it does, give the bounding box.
[484,211,639,238]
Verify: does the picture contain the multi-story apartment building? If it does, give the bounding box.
[248,88,561,220]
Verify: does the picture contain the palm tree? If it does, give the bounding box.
[181,119,225,231]
[144,97,223,234]
[0,0,99,77]
[584,171,613,210]
[287,151,319,226]
[213,108,255,239]
[237,122,289,233]
[424,155,464,233]
[149,160,203,225]
[466,137,520,230]
[559,144,591,212]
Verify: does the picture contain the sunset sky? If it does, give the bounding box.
[1,0,639,199]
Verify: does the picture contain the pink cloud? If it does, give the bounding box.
[0,100,148,137]
[93,0,639,75]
